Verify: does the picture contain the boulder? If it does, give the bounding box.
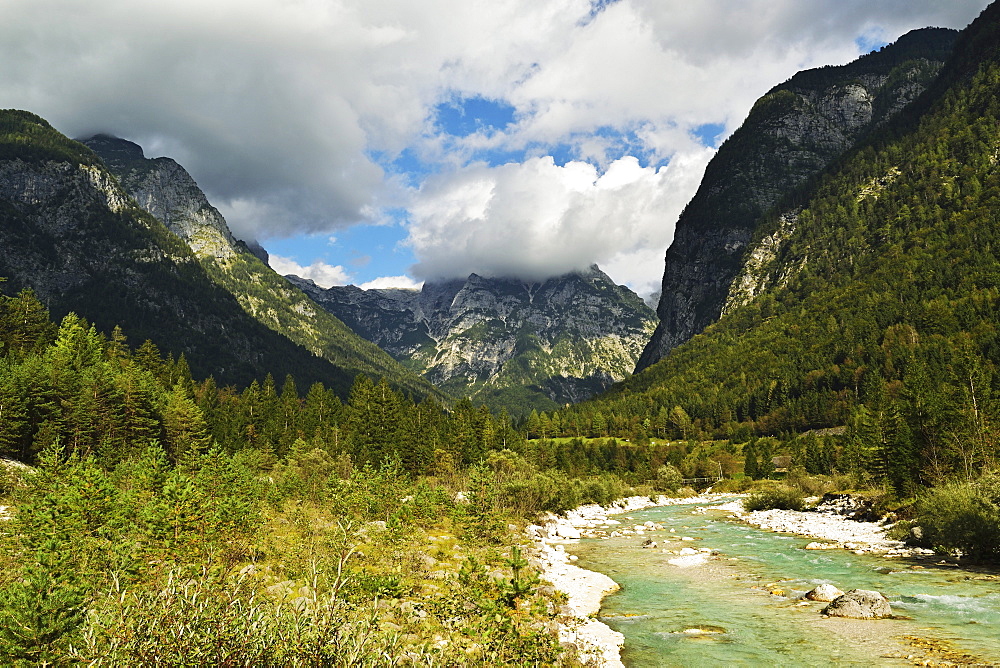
[821,589,892,619]
[805,584,845,602]
[554,522,582,539]
[805,542,838,550]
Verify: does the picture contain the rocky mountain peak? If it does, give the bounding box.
[292,268,657,413]
[81,133,147,165]
[80,135,238,260]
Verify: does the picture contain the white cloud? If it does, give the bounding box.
[407,149,713,283]
[269,255,350,288]
[359,275,424,290]
[0,0,990,290]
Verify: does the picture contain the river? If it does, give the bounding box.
[566,499,1000,666]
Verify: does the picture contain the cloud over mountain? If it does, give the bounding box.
[0,0,989,289]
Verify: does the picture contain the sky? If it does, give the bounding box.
[1,0,992,297]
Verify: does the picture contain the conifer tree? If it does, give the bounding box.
[163,381,212,460]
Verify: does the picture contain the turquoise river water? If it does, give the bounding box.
[567,499,1000,667]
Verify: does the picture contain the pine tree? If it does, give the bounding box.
[163,381,212,461]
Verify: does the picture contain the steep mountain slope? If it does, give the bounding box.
[636,27,958,372]
[80,134,442,400]
[290,266,657,414]
[0,110,350,389]
[568,2,1000,491]
[0,112,433,396]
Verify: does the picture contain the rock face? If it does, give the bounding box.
[0,110,366,389]
[290,267,657,411]
[821,589,893,619]
[81,135,238,259]
[83,134,442,400]
[636,28,957,372]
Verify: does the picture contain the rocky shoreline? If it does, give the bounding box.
[527,492,940,665]
[714,496,936,558]
[527,493,735,665]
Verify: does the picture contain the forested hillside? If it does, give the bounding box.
[553,3,1000,497]
[637,26,957,372]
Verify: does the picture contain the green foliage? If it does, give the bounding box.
[743,486,807,512]
[0,539,88,666]
[653,464,683,492]
[0,109,101,166]
[911,474,1000,561]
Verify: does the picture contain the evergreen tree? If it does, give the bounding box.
[163,381,212,460]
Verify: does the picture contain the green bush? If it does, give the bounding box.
[912,476,1000,562]
[711,477,754,493]
[743,486,806,511]
[653,464,683,492]
[784,467,835,497]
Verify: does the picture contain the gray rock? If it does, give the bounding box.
[821,589,892,619]
[292,266,657,406]
[805,584,844,602]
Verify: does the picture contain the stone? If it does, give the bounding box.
[555,522,582,540]
[805,542,838,550]
[821,589,892,619]
[805,584,845,602]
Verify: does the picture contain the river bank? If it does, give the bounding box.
[714,497,937,558]
[528,493,736,665]
[529,492,954,665]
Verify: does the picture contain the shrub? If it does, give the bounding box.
[743,486,806,512]
[712,477,754,493]
[784,467,834,497]
[912,477,1000,562]
[653,464,683,493]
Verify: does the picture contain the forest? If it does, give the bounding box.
[0,286,658,665]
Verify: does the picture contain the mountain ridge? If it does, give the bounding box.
[289,265,657,414]
[80,133,444,401]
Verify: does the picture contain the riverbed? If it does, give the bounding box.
[564,499,1000,666]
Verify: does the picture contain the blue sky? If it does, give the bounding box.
[1,0,989,296]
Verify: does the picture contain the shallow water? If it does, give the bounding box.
[567,500,1000,667]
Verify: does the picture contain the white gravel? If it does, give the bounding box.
[529,493,735,666]
[717,499,934,557]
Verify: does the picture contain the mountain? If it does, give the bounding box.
[0,112,435,397]
[562,2,1000,493]
[288,266,657,414]
[78,134,442,401]
[636,27,959,372]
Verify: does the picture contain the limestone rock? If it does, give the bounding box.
[805,542,838,550]
[805,584,845,602]
[821,589,892,618]
[554,522,582,540]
